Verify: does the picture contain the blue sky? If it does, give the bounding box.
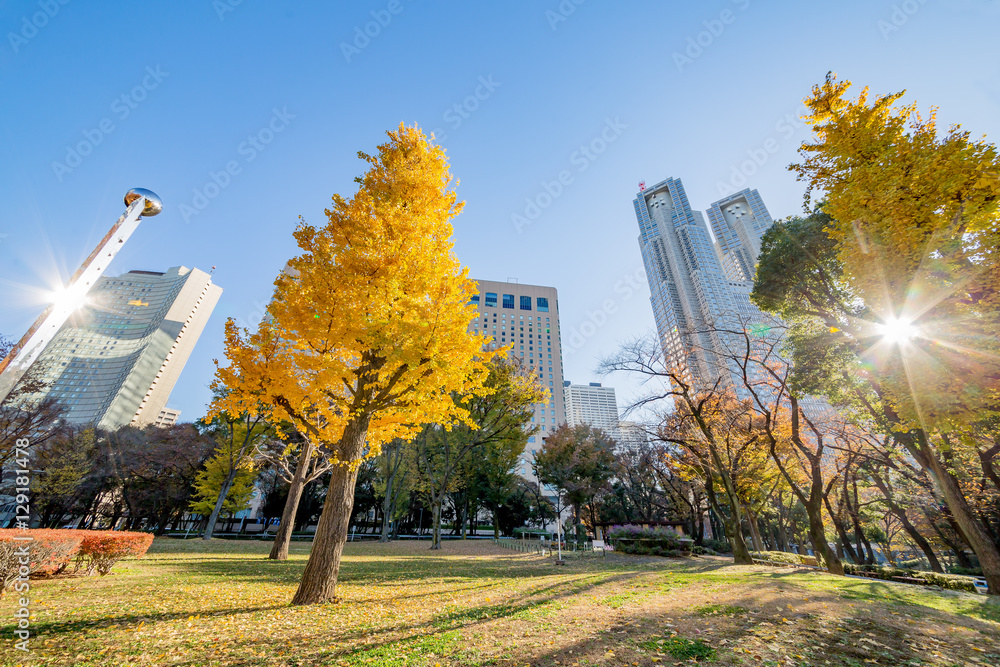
[1,0,998,421]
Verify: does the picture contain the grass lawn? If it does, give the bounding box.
[2,538,998,666]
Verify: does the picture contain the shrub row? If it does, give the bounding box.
[0,529,83,592]
[0,529,153,594]
[842,563,981,593]
[750,550,810,565]
[606,525,691,556]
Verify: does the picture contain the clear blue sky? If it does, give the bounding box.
[2,0,998,421]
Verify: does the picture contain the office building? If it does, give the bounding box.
[153,407,182,427]
[564,381,619,433]
[616,421,649,453]
[706,189,774,283]
[633,178,774,392]
[17,266,222,430]
[0,189,161,406]
[469,279,564,483]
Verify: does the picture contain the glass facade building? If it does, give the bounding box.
[634,178,775,393]
[19,266,222,429]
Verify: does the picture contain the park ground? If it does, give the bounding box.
[1,539,998,666]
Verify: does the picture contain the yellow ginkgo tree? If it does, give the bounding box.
[213,124,492,605]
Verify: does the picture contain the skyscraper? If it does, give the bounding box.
[0,189,161,406]
[469,279,564,482]
[563,381,619,433]
[18,266,222,429]
[634,179,773,391]
[705,189,774,283]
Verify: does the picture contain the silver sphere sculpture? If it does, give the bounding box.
[124,188,163,217]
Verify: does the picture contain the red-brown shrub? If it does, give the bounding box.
[0,529,83,594]
[75,531,154,576]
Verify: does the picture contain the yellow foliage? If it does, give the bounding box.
[213,123,493,465]
[793,73,1000,428]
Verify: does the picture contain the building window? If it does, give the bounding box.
[485,292,497,308]
[470,294,480,305]
[502,294,515,309]
[537,297,549,312]
[520,296,532,311]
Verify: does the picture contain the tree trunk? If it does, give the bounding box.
[702,466,752,564]
[824,494,861,564]
[202,466,239,540]
[378,462,395,543]
[920,437,1000,594]
[746,506,765,552]
[270,438,317,560]
[431,494,444,550]
[291,417,370,605]
[868,473,943,572]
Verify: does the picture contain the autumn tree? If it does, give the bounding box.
[753,73,1000,592]
[189,436,258,524]
[0,334,66,468]
[214,124,491,604]
[600,336,755,564]
[257,429,337,559]
[196,404,272,540]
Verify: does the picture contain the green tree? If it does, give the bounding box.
[533,423,616,531]
[189,437,257,520]
[415,357,543,549]
[753,73,1000,593]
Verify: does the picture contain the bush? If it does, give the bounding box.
[703,538,731,554]
[751,550,806,565]
[0,529,83,595]
[948,565,983,577]
[75,531,154,576]
[606,525,690,556]
[842,563,980,593]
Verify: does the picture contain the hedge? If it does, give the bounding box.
[751,550,810,565]
[0,530,83,594]
[607,525,691,556]
[0,529,153,594]
[75,531,154,576]
[842,563,981,593]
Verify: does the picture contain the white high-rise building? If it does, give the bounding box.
[563,381,619,433]
[634,179,774,393]
[16,266,222,430]
[469,279,565,484]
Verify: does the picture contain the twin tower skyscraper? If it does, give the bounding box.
[633,178,775,392]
